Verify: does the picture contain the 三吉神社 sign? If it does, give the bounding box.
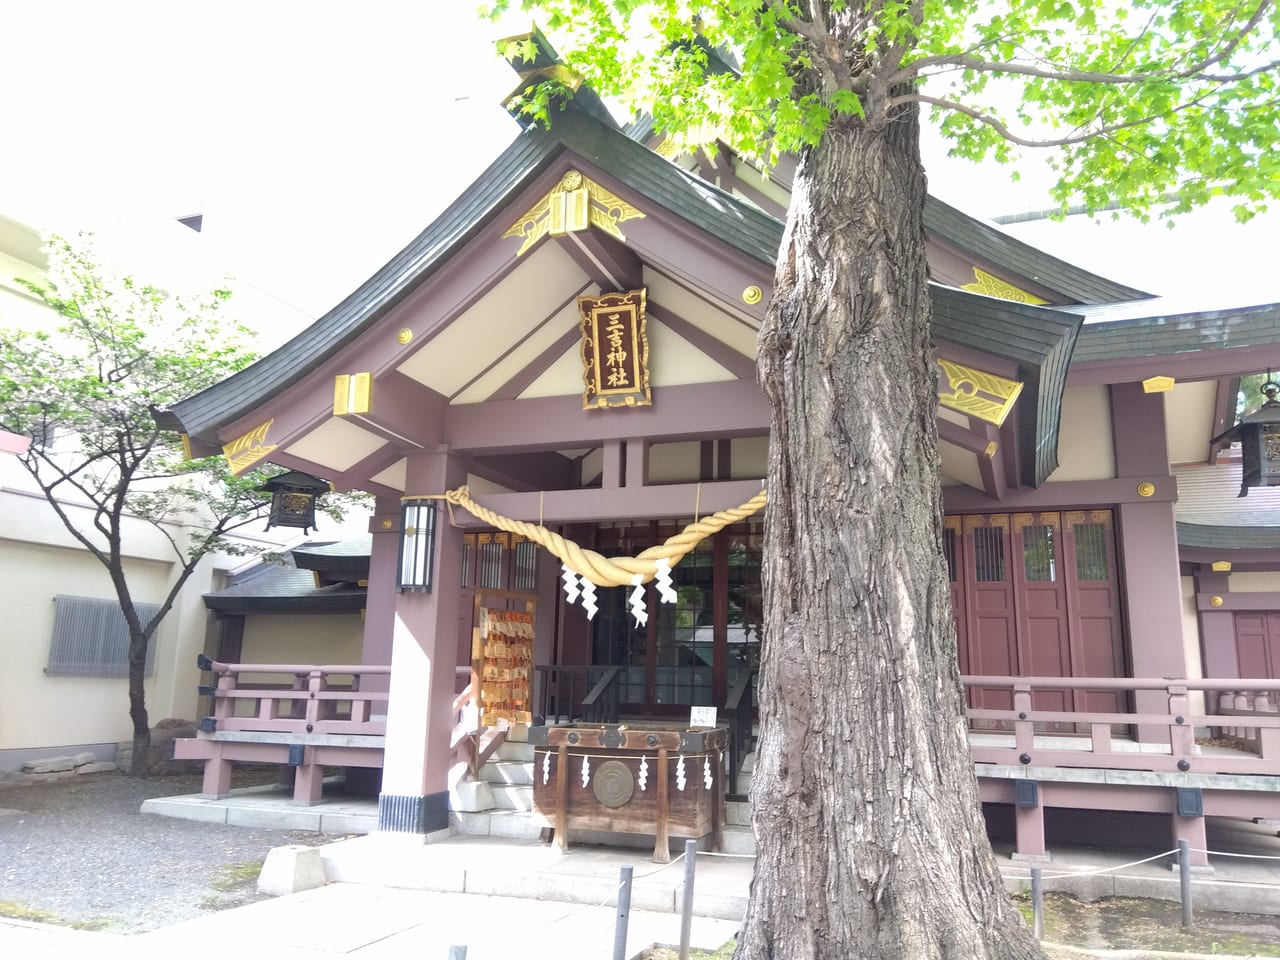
[579,289,651,409]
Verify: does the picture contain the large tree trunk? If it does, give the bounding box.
[736,101,1044,958]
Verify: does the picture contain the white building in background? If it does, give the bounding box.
[0,211,369,773]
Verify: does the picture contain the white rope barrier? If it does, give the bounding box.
[1193,848,1280,861]
[1010,848,1178,881]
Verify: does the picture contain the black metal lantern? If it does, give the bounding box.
[256,471,331,533]
[1212,380,1280,497]
[398,498,438,591]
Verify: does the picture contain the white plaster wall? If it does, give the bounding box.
[1046,385,1116,481]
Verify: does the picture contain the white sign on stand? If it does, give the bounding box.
[689,706,718,728]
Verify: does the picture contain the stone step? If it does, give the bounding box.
[494,740,535,763]
[722,824,756,857]
[452,808,545,840]
[726,799,751,827]
[490,782,536,812]
[480,760,533,786]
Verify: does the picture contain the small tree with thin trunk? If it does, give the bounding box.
[0,235,350,776]
[486,2,1280,957]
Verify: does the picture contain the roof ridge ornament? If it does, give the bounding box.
[503,169,646,256]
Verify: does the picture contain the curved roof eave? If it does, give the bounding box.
[164,125,565,442]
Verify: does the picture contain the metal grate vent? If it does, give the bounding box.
[46,595,160,677]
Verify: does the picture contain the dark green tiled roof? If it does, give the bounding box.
[1072,302,1280,362]
[1177,522,1280,550]
[163,104,1078,492]
[923,198,1152,304]
[933,286,1082,486]
[203,565,366,613]
[163,105,781,443]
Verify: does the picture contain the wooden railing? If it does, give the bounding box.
[534,664,623,724]
[197,656,389,736]
[962,676,1280,776]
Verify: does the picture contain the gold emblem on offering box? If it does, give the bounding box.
[578,289,651,410]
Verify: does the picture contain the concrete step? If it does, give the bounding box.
[722,824,756,856]
[725,799,751,827]
[490,782,535,812]
[452,808,545,840]
[480,760,533,786]
[495,740,535,763]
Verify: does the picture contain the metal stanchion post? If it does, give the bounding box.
[1179,839,1193,930]
[679,840,698,959]
[613,864,634,960]
[1030,867,1043,941]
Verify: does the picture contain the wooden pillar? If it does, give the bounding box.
[360,499,402,699]
[1111,382,1188,740]
[377,451,467,836]
[1195,569,1237,678]
[1012,803,1048,862]
[1172,810,1210,868]
[713,531,728,707]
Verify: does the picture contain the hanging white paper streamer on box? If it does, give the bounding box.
[654,557,677,604]
[628,573,648,627]
[561,564,581,605]
[675,754,686,791]
[580,579,598,619]
[703,756,713,789]
[581,754,591,788]
[542,750,551,785]
[638,756,648,791]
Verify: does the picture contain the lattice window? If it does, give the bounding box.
[512,539,538,593]
[478,539,505,589]
[973,526,1006,582]
[1021,525,1057,582]
[1073,523,1110,581]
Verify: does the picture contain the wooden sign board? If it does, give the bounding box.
[579,289,651,409]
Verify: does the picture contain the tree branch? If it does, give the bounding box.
[895,0,1275,86]
[894,91,1219,148]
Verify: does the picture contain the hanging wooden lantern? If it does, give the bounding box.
[256,471,331,532]
[1212,380,1280,497]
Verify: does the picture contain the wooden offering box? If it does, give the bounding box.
[529,723,728,862]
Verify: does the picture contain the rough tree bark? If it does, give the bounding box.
[738,92,1045,958]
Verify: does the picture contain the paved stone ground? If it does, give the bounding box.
[0,771,331,933]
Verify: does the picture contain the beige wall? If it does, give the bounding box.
[1046,385,1116,482]
[240,612,364,666]
[0,537,186,757]
[1180,575,1207,713]
[1225,571,1280,592]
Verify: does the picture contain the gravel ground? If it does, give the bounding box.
[0,771,330,933]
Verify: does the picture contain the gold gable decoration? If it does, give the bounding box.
[579,289,652,409]
[333,372,373,416]
[961,267,1048,305]
[221,419,277,475]
[937,359,1025,427]
[503,170,645,256]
